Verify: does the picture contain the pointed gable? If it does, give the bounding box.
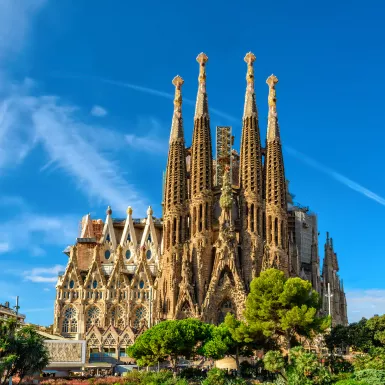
[59,245,83,288]
[84,246,106,288]
[107,246,129,288]
[140,207,158,249]
[80,214,95,238]
[100,206,117,249]
[120,206,138,246]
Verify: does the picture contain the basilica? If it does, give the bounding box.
[53,52,347,359]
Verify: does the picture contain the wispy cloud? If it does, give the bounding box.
[0,0,47,61]
[0,196,78,254]
[90,105,108,117]
[346,289,385,322]
[54,74,239,123]
[285,146,385,207]
[24,264,65,283]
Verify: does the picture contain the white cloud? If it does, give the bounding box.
[90,105,108,117]
[24,264,65,283]
[346,289,385,322]
[285,146,385,207]
[43,288,50,292]
[0,0,47,61]
[0,242,10,253]
[0,197,78,254]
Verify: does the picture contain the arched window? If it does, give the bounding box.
[218,300,235,324]
[179,302,193,319]
[86,306,100,331]
[250,204,255,232]
[133,306,147,329]
[146,250,152,260]
[274,218,279,246]
[125,249,131,260]
[109,305,124,328]
[62,306,77,333]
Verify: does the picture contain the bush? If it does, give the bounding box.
[334,380,369,385]
[202,368,227,385]
[324,355,353,374]
[179,367,205,380]
[353,369,385,385]
[353,348,385,371]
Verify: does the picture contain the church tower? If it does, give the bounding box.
[157,76,188,320]
[189,53,214,307]
[239,52,264,285]
[263,75,289,274]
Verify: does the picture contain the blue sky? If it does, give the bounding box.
[0,0,384,325]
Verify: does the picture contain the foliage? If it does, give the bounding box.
[202,314,264,375]
[326,314,385,354]
[353,347,385,370]
[201,368,248,385]
[333,380,369,385]
[263,347,331,385]
[0,319,49,385]
[127,319,211,369]
[178,367,205,380]
[323,355,353,374]
[353,369,385,385]
[245,269,329,350]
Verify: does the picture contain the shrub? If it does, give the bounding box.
[179,367,205,379]
[202,368,227,385]
[353,348,385,370]
[353,369,385,385]
[334,380,369,385]
[324,355,353,374]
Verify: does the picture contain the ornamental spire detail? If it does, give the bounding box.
[266,74,280,141]
[243,52,258,118]
[169,75,184,143]
[194,52,209,118]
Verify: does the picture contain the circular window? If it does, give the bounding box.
[105,250,111,259]
[93,280,98,289]
[146,250,152,260]
[125,250,131,259]
[139,280,145,289]
[69,280,75,289]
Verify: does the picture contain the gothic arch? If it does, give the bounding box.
[86,305,101,331]
[61,305,78,333]
[217,266,235,287]
[217,299,235,325]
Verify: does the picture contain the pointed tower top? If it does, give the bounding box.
[126,206,133,215]
[266,74,280,141]
[195,53,209,118]
[169,75,184,143]
[243,52,258,118]
[147,206,153,216]
[106,206,112,215]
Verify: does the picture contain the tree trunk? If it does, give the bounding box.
[235,347,241,377]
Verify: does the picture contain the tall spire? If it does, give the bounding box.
[169,75,184,142]
[263,74,289,275]
[163,75,188,240]
[239,52,264,283]
[189,52,214,307]
[243,52,258,118]
[195,53,209,118]
[266,74,280,141]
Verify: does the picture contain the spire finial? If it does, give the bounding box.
[172,75,184,108]
[267,74,278,108]
[126,206,133,215]
[106,206,112,215]
[244,52,256,88]
[196,53,208,91]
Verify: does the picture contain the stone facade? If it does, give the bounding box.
[53,52,348,356]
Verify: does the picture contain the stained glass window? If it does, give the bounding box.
[125,250,131,259]
[86,306,100,331]
[139,280,145,289]
[93,280,98,289]
[69,280,75,289]
[105,250,111,259]
[133,306,147,329]
[146,250,152,260]
[62,306,77,333]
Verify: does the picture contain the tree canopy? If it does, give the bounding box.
[245,269,329,350]
[127,318,211,370]
[0,319,49,385]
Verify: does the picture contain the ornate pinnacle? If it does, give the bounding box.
[196,53,208,87]
[244,52,256,86]
[126,206,133,215]
[172,75,184,109]
[267,74,278,109]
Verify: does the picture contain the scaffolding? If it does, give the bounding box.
[215,126,233,187]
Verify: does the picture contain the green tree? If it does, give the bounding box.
[245,269,329,352]
[0,320,49,385]
[202,313,263,376]
[127,318,211,374]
